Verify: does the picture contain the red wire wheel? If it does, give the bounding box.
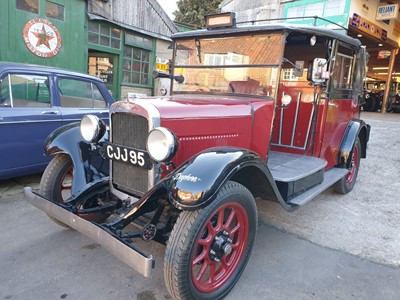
[334,138,362,194]
[164,181,257,300]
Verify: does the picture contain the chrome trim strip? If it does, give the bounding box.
[8,74,13,107]
[274,92,315,151]
[0,119,63,124]
[270,143,307,151]
[291,92,301,147]
[24,187,154,277]
[134,100,160,191]
[278,92,284,145]
[109,99,161,200]
[302,101,315,150]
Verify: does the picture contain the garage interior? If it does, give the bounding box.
[347,3,400,113]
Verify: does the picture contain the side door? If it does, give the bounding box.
[320,41,359,169]
[88,54,118,99]
[0,72,61,179]
[55,75,111,126]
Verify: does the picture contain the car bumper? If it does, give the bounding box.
[24,187,154,277]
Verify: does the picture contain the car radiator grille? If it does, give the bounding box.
[111,113,150,196]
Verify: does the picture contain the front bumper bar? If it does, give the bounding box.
[24,187,154,277]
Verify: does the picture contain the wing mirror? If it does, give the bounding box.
[307,58,329,84]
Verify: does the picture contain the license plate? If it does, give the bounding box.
[104,142,152,169]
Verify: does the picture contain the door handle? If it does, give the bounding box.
[42,111,59,115]
[328,102,338,108]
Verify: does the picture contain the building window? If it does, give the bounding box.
[16,0,39,13]
[46,1,64,21]
[123,46,150,85]
[283,69,298,81]
[287,5,304,18]
[88,22,121,49]
[306,2,324,17]
[125,32,152,49]
[324,0,346,17]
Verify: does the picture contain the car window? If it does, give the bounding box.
[0,74,50,107]
[331,44,354,92]
[58,78,107,108]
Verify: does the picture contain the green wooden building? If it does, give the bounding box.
[0,0,178,100]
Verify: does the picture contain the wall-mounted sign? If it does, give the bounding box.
[156,57,170,74]
[378,50,391,59]
[376,4,399,21]
[23,18,62,58]
[351,13,387,41]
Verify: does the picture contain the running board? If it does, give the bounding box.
[287,168,348,206]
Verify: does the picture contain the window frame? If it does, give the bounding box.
[88,21,121,50]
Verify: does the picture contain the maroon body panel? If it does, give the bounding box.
[112,95,275,167]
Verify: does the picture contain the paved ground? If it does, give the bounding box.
[1,111,400,300]
[258,111,400,268]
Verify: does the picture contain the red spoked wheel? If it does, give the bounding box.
[192,202,249,293]
[334,138,361,194]
[164,181,257,300]
[40,153,110,227]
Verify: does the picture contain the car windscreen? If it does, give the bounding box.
[172,33,285,98]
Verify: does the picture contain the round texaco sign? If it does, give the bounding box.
[23,18,62,58]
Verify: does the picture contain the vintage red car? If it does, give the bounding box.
[25,13,370,300]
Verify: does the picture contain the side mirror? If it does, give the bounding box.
[307,58,328,84]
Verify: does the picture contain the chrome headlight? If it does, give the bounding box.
[146,127,177,162]
[80,115,106,143]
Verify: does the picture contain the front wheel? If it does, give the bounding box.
[40,154,110,227]
[334,138,361,194]
[164,181,257,300]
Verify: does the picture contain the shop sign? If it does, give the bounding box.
[377,50,391,59]
[351,13,387,41]
[23,18,62,58]
[156,57,170,74]
[376,4,399,21]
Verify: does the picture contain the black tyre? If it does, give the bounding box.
[334,138,361,194]
[362,94,376,112]
[164,181,257,300]
[40,154,109,227]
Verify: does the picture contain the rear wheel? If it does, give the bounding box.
[164,181,257,300]
[334,138,361,194]
[40,154,109,227]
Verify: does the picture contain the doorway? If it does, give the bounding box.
[88,53,119,99]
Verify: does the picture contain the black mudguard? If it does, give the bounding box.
[165,147,296,211]
[339,119,370,167]
[44,122,109,197]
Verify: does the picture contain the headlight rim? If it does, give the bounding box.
[80,114,106,143]
[146,127,177,163]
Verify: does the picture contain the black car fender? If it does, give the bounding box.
[339,119,370,167]
[165,147,297,212]
[44,122,109,196]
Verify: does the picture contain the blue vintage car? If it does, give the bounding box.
[0,62,114,180]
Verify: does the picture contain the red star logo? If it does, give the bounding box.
[32,25,54,50]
